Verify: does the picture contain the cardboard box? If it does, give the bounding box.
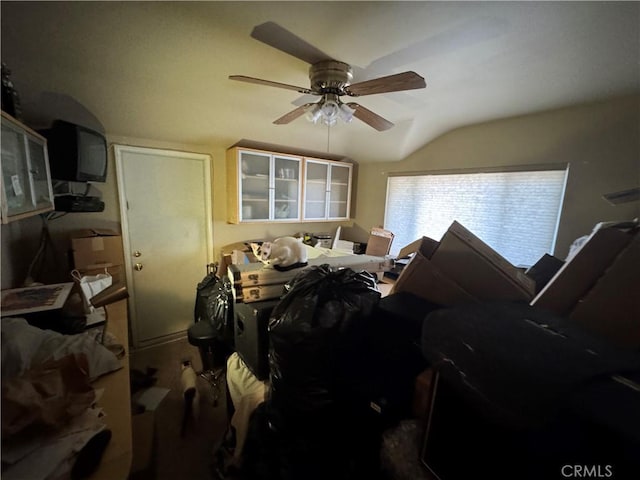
[390,237,478,306]
[218,241,260,277]
[430,221,536,302]
[412,367,435,421]
[365,227,395,257]
[130,410,156,478]
[71,229,124,270]
[396,236,438,260]
[525,254,565,294]
[568,231,640,348]
[531,224,635,316]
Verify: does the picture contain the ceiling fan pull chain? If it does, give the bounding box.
[327,123,331,153]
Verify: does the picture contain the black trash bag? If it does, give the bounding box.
[267,265,381,434]
[194,271,234,359]
[194,272,233,336]
[244,402,381,480]
[242,266,383,480]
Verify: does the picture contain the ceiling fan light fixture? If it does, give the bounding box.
[304,94,354,127]
[338,102,355,123]
[323,116,338,127]
[320,99,339,121]
[305,103,322,123]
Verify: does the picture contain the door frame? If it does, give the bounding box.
[114,144,213,349]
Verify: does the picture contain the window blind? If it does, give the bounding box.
[384,168,568,266]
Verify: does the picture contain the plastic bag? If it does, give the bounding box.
[1,353,95,438]
[193,270,235,363]
[71,269,112,313]
[267,265,381,432]
[195,273,233,334]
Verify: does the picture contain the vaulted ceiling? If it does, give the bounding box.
[2,1,639,162]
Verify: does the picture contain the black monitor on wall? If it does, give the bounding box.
[41,119,108,183]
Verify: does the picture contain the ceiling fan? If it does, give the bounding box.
[229,22,427,131]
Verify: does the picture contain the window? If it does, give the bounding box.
[384,167,568,266]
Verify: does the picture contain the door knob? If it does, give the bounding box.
[133,251,142,257]
[134,263,144,271]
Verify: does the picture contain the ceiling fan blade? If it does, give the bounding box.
[229,75,312,94]
[346,71,426,96]
[251,21,334,65]
[273,104,314,125]
[292,93,322,107]
[347,103,394,131]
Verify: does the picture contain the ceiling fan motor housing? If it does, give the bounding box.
[309,60,353,93]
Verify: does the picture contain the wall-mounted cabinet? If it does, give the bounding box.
[1,111,54,223]
[227,147,352,224]
[227,147,302,223]
[303,159,352,221]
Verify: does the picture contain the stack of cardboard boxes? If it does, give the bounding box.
[533,222,639,348]
[391,221,536,306]
[70,229,126,285]
[391,220,639,349]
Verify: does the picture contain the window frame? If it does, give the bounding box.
[383,163,569,266]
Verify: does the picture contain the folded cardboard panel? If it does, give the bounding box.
[390,238,478,306]
[430,221,536,302]
[71,229,124,270]
[531,225,635,316]
[568,231,640,348]
[131,411,156,476]
[396,236,439,260]
[412,368,435,421]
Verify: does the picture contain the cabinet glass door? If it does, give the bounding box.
[273,155,301,220]
[27,136,53,210]
[329,164,351,219]
[239,151,270,221]
[304,161,329,220]
[1,122,33,216]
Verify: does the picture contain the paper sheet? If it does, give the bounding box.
[136,387,170,411]
[2,408,106,480]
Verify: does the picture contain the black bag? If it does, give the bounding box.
[193,266,235,351]
[267,265,381,432]
[243,266,383,480]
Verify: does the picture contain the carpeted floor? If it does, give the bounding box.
[129,336,229,480]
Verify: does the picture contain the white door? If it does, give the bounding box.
[114,145,213,349]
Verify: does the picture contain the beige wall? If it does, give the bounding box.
[1,136,352,288]
[351,94,640,259]
[3,95,638,288]
[100,137,352,255]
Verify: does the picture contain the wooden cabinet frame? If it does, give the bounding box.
[1,111,54,223]
[227,146,353,224]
